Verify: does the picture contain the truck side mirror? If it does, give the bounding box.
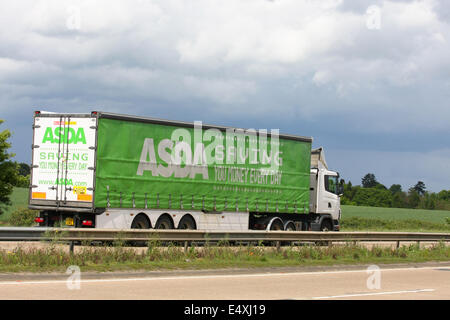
[338,184,344,196]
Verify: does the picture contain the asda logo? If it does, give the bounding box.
[55,178,73,185]
[42,127,87,144]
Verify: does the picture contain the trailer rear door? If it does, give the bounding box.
[29,113,97,209]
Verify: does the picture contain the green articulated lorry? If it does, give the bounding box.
[29,111,342,231]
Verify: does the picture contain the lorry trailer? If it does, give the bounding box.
[29,111,343,231]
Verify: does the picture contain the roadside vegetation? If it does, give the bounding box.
[0,241,449,273]
[0,187,36,226]
[0,188,29,226]
[0,119,30,219]
[8,208,38,227]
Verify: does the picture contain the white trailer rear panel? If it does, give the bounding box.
[30,113,97,209]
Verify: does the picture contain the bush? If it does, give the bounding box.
[14,175,29,188]
[9,207,38,226]
[352,187,393,207]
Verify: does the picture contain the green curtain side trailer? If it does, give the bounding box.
[29,111,342,231]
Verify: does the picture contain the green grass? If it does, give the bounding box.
[342,205,450,223]
[341,217,450,232]
[341,205,450,232]
[0,242,449,273]
[0,188,28,223]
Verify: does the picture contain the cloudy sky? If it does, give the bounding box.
[0,0,449,192]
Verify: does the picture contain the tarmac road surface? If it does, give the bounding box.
[0,263,449,300]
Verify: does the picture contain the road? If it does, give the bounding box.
[0,263,449,300]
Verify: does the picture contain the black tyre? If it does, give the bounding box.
[284,221,296,231]
[320,219,333,232]
[131,214,151,229]
[178,215,196,230]
[130,214,150,247]
[155,214,174,229]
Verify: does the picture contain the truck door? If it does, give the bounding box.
[30,114,97,209]
[317,171,340,218]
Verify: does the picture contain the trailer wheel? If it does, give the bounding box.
[155,214,174,229]
[178,215,196,230]
[269,218,284,231]
[130,214,151,247]
[131,214,151,229]
[284,221,296,231]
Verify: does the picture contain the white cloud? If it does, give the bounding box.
[312,70,332,86]
[0,0,449,192]
[0,0,449,143]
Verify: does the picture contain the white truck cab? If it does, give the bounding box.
[309,148,342,231]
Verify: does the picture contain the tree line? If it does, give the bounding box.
[341,173,450,210]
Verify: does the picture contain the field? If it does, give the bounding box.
[341,205,449,224]
[341,205,450,232]
[0,188,28,224]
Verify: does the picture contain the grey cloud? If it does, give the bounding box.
[0,0,449,192]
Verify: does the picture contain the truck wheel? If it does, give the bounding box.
[130,214,150,247]
[131,214,151,229]
[178,215,196,230]
[284,221,296,231]
[155,215,174,229]
[269,218,284,231]
[320,219,333,232]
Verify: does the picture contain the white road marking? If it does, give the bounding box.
[0,266,448,286]
[313,289,435,299]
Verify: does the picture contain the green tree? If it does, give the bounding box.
[413,181,426,196]
[407,188,420,208]
[341,181,358,205]
[392,191,407,208]
[389,184,402,194]
[0,120,18,216]
[352,187,393,207]
[375,183,387,190]
[361,173,378,188]
[437,190,450,201]
[347,181,352,189]
[419,192,436,210]
[15,174,30,188]
[18,162,30,176]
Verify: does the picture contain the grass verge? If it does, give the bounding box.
[0,241,449,273]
